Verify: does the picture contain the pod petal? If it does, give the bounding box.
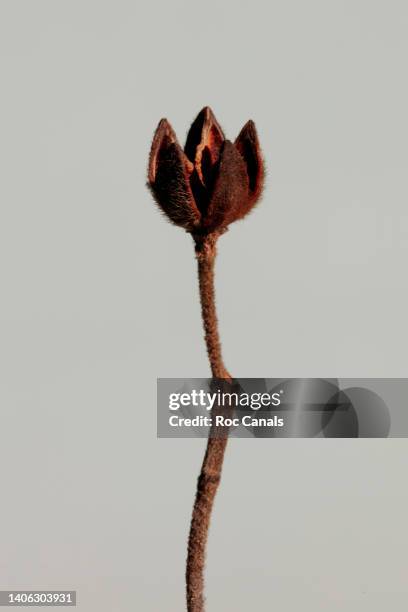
[148,119,200,231]
[234,120,265,218]
[204,140,249,232]
[184,107,225,188]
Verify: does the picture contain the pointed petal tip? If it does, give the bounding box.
[184,107,225,168]
[198,106,214,119]
[189,106,221,132]
[237,119,258,140]
[193,105,223,126]
[246,119,256,132]
[148,118,179,184]
[155,118,175,139]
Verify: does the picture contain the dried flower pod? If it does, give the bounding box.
[147,107,266,612]
[147,107,264,235]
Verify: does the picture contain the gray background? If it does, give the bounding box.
[1,1,407,610]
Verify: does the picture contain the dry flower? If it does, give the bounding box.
[148,107,264,236]
[147,107,265,612]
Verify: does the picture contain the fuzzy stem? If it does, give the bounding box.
[186,233,231,612]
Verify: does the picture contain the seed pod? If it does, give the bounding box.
[147,108,265,234]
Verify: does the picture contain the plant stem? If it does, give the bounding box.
[186,233,231,612]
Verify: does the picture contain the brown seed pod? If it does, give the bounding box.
[147,107,264,235]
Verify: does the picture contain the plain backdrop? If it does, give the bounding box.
[1,1,407,610]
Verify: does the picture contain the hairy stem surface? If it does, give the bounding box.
[186,233,231,612]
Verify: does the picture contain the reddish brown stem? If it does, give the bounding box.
[186,233,231,612]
